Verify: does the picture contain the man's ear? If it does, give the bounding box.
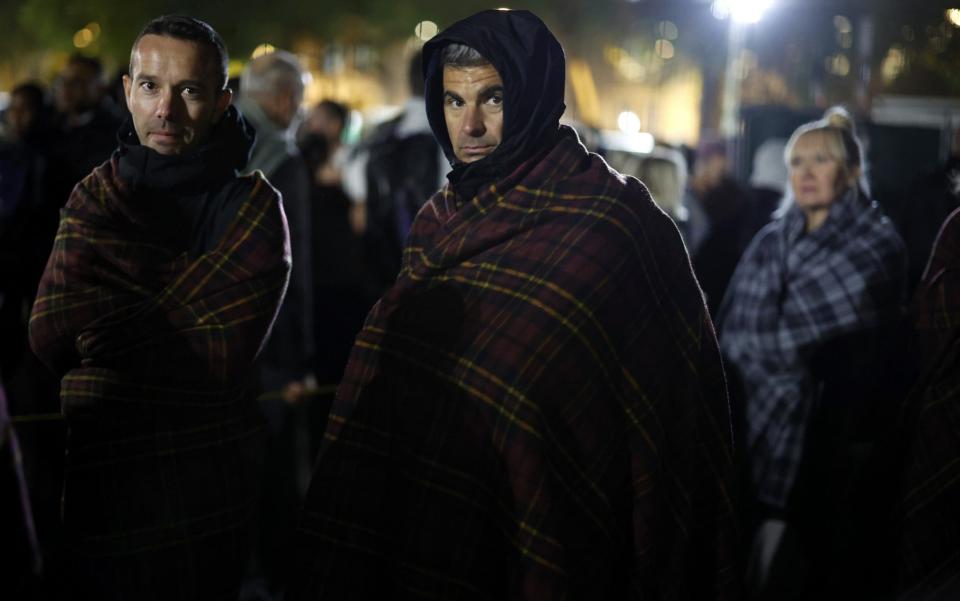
[213,87,233,123]
[122,74,133,112]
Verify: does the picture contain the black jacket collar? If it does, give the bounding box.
[116,105,255,195]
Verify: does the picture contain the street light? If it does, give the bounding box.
[617,111,642,134]
[947,9,960,28]
[712,0,774,139]
[712,0,773,25]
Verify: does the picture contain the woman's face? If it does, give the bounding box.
[788,132,850,212]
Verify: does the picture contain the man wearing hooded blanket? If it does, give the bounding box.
[28,15,290,600]
[293,10,739,600]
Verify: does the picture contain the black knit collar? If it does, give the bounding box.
[116,105,255,195]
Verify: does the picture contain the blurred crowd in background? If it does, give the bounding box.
[1,11,959,596]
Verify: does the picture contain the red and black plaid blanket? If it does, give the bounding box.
[293,128,739,600]
[897,207,960,599]
[29,156,289,600]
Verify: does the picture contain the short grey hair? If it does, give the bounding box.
[440,43,490,68]
[240,50,307,100]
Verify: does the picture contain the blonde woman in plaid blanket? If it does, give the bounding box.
[718,108,906,597]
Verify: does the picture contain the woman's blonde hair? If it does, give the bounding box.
[783,106,869,199]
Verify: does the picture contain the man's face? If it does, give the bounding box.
[258,86,303,131]
[6,92,37,140]
[55,62,100,115]
[442,63,504,164]
[123,34,232,155]
[304,105,343,144]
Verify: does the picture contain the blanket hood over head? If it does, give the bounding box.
[423,9,566,197]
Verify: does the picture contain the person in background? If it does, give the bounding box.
[300,100,349,161]
[238,49,315,403]
[105,68,132,122]
[235,49,316,599]
[340,48,449,295]
[1,82,47,144]
[29,15,289,599]
[299,100,371,389]
[0,85,64,595]
[688,138,768,316]
[1,82,50,385]
[718,107,906,598]
[891,206,960,600]
[46,54,122,229]
[291,10,738,600]
[899,128,960,296]
[298,101,352,236]
[749,137,789,219]
[634,148,689,237]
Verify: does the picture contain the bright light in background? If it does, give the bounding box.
[604,46,646,81]
[711,0,773,24]
[414,20,438,41]
[228,59,245,79]
[947,9,960,27]
[72,22,101,49]
[833,15,852,33]
[605,129,655,154]
[300,69,314,90]
[73,28,94,49]
[833,15,853,48]
[251,44,276,59]
[655,39,675,60]
[825,53,850,77]
[617,111,642,134]
[657,20,679,40]
[882,46,906,84]
[568,59,601,125]
[733,49,758,80]
[344,109,364,145]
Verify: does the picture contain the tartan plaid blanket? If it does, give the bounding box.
[293,128,739,600]
[718,192,906,509]
[28,155,290,600]
[896,207,960,599]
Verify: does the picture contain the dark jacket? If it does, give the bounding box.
[238,98,315,391]
[45,104,121,216]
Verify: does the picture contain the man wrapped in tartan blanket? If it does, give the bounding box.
[28,16,289,600]
[292,10,740,601]
[895,207,960,599]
